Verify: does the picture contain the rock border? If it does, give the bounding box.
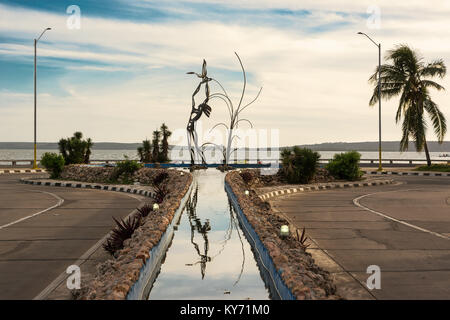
[258,179,394,201]
[20,178,157,199]
[363,170,450,177]
[225,181,296,300]
[0,169,45,174]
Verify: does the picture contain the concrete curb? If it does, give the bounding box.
[363,170,450,177]
[258,179,394,201]
[0,169,46,174]
[20,178,156,199]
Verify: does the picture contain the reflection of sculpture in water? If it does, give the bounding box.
[185,186,211,279]
[184,186,245,285]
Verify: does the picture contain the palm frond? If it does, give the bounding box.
[420,59,446,78]
[424,99,447,143]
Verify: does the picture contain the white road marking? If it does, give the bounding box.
[0,189,64,230]
[353,189,449,240]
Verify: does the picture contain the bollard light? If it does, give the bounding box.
[180,172,184,176]
[280,225,289,237]
[244,190,250,196]
[153,203,159,210]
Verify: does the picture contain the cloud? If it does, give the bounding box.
[0,2,449,146]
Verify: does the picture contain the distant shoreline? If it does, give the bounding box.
[0,141,449,152]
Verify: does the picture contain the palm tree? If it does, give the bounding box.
[369,45,447,166]
[152,130,161,162]
[160,123,172,163]
[137,139,152,163]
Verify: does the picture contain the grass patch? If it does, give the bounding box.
[415,164,450,172]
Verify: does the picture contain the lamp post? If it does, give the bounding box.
[358,32,382,171]
[33,27,51,169]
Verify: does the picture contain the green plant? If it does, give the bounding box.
[296,228,310,250]
[326,151,362,181]
[151,170,169,203]
[415,164,450,172]
[137,139,152,163]
[111,156,142,183]
[240,170,253,184]
[40,152,65,178]
[103,215,141,255]
[58,131,93,165]
[136,203,154,218]
[369,45,447,166]
[280,147,320,184]
[152,130,161,162]
[153,185,168,204]
[152,171,169,186]
[159,123,172,163]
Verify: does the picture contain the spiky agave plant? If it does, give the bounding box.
[296,227,310,250]
[207,52,262,165]
[103,215,142,255]
[136,203,154,218]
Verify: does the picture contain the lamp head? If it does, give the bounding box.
[357,32,363,35]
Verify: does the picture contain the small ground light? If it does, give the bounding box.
[244,190,250,196]
[280,225,289,237]
[153,203,159,210]
[180,172,184,176]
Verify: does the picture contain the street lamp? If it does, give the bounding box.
[33,27,52,169]
[358,31,382,171]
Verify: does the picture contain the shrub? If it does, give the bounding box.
[137,139,152,163]
[415,164,450,172]
[58,131,93,165]
[326,151,362,181]
[153,185,168,204]
[280,147,320,183]
[240,170,253,184]
[137,203,153,218]
[40,152,65,178]
[103,215,141,255]
[111,156,142,183]
[152,170,169,186]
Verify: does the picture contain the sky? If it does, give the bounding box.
[0,0,449,147]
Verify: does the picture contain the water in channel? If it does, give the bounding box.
[146,170,270,300]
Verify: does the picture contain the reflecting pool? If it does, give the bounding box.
[146,170,270,300]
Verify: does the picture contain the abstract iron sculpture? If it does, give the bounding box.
[186,53,261,165]
[186,60,212,165]
[208,52,262,165]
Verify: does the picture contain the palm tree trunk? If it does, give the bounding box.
[423,139,432,166]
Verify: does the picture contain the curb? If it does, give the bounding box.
[363,170,450,177]
[0,169,46,174]
[20,178,156,199]
[258,179,394,201]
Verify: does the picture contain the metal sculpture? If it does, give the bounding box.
[208,52,262,165]
[186,60,212,165]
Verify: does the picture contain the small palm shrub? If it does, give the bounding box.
[326,151,362,181]
[280,147,320,184]
[58,131,93,164]
[103,215,141,255]
[40,152,65,178]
